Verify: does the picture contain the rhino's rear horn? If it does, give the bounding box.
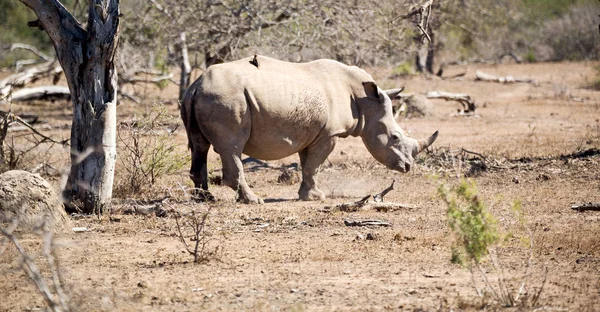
[417,130,439,154]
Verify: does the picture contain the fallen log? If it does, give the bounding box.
[571,203,600,212]
[372,203,417,212]
[344,219,391,227]
[0,61,63,100]
[425,90,476,113]
[119,72,175,85]
[475,70,537,85]
[0,86,70,104]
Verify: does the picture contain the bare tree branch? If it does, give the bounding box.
[10,43,52,62]
[0,110,69,146]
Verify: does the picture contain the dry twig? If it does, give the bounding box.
[0,110,69,146]
[0,219,70,312]
[10,43,52,62]
[373,180,395,202]
[174,206,213,263]
[325,181,416,212]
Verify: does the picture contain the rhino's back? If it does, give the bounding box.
[200,57,345,96]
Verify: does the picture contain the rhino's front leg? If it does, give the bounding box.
[221,152,264,204]
[298,137,337,201]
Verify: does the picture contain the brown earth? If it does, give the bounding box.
[1,61,599,311]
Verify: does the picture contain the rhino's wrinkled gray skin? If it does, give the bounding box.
[181,56,438,204]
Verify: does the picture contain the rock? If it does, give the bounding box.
[277,167,300,185]
[0,170,71,233]
[366,233,377,240]
[403,94,436,118]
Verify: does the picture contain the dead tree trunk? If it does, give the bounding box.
[415,30,435,74]
[402,0,435,74]
[20,0,120,214]
[425,30,435,74]
[179,32,191,103]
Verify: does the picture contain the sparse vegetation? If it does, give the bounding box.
[115,105,187,198]
[390,62,416,78]
[1,0,599,310]
[173,204,219,264]
[0,104,67,174]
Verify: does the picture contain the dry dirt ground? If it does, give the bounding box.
[1,61,600,311]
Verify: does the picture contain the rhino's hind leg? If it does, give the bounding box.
[298,138,337,201]
[189,136,215,202]
[221,152,264,204]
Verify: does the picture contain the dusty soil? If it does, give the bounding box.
[1,61,600,311]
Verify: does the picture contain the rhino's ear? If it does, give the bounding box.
[362,81,381,102]
[384,87,405,100]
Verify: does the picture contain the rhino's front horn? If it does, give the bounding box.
[417,130,439,154]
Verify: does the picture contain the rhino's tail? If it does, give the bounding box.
[180,85,201,150]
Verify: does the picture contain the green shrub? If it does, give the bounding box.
[438,179,499,266]
[525,50,536,63]
[390,62,415,78]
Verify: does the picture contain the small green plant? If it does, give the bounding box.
[390,62,415,78]
[525,50,536,63]
[439,179,499,266]
[439,179,546,307]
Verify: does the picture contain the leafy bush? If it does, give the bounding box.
[439,179,499,266]
[538,3,600,61]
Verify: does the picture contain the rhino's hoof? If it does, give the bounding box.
[237,196,264,205]
[299,188,326,201]
[192,190,215,202]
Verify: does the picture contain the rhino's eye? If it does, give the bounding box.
[391,133,401,142]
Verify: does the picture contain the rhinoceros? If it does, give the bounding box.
[181,55,438,204]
